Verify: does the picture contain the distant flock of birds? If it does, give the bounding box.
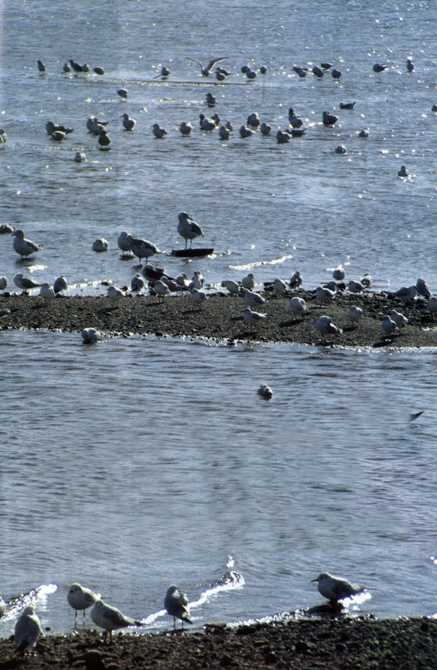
[0,55,424,169]
[0,216,435,348]
[11,571,365,655]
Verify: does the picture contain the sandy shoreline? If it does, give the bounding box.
[0,291,436,348]
[1,618,437,669]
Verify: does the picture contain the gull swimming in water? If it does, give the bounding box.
[37,60,46,73]
[312,573,365,604]
[117,231,133,257]
[74,151,87,163]
[90,598,142,643]
[152,123,167,138]
[164,586,192,630]
[117,88,128,100]
[15,606,44,655]
[177,212,203,249]
[322,111,338,127]
[218,125,231,140]
[179,122,192,136]
[121,113,136,131]
[14,273,41,292]
[97,129,111,151]
[257,384,273,399]
[260,122,271,136]
[240,125,255,138]
[68,583,99,624]
[81,328,101,344]
[0,128,8,145]
[92,238,108,252]
[12,230,41,258]
[186,56,228,77]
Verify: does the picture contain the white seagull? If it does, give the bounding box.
[128,236,160,265]
[312,572,365,604]
[288,296,307,318]
[92,238,109,252]
[241,287,265,307]
[314,315,342,337]
[68,583,99,624]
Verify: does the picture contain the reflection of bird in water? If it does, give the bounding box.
[186,56,228,77]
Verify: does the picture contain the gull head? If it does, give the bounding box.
[311,573,329,583]
[21,606,36,616]
[12,229,24,239]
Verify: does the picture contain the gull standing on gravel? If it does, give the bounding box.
[53,276,68,294]
[0,277,7,290]
[429,296,437,318]
[151,279,171,299]
[164,586,192,630]
[15,606,44,655]
[272,278,288,297]
[289,271,302,289]
[241,287,265,307]
[187,271,203,290]
[131,274,145,292]
[12,230,41,259]
[312,573,365,604]
[314,315,342,337]
[349,305,363,324]
[14,273,41,292]
[221,279,240,295]
[107,286,125,299]
[177,212,203,249]
[315,286,335,305]
[39,283,55,298]
[381,315,398,337]
[90,598,142,643]
[416,278,431,300]
[241,273,255,290]
[243,306,266,321]
[388,309,408,328]
[288,296,306,319]
[68,583,99,624]
[348,280,364,294]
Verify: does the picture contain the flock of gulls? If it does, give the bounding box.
[0,216,436,349]
[10,572,366,655]
[0,55,423,166]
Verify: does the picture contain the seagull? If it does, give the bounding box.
[199,114,217,131]
[12,229,41,258]
[333,265,345,281]
[205,92,216,107]
[288,296,307,318]
[272,278,288,297]
[107,286,125,299]
[381,315,398,337]
[339,102,355,110]
[221,279,240,295]
[179,122,192,136]
[218,125,231,140]
[315,286,335,305]
[131,274,145,292]
[240,125,255,138]
[189,271,204,290]
[37,60,46,73]
[186,56,228,77]
[322,111,338,127]
[429,296,437,318]
[260,122,271,136]
[117,88,128,100]
[15,606,44,655]
[406,58,414,73]
[312,65,324,77]
[0,128,7,145]
[0,276,7,290]
[14,273,41,291]
[177,212,203,249]
[128,236,160,264]
[348,305,363,324]
[388,309,408,328]
[292,65,307,78]
[97,130,111,150]
[289,271,302,288]
[247,112,260,129]
[241,287,265,307]
[39,283,55,298]
[150,279,171,299]
[121,113,136,131]
[190,288,207,304]
[398,165,408,178]
[53,276,68,294]
[348,280,364,293]
[81,328,101,344]
[92,238,108,252]
[416,278,431,299]
[241,273,255,290]
[117,231,133,257]
[276,130,290,144]
[360,273,372,288]
[243,307,267,321]
[257,384,273,399]
[164,586,192,630]
[94,66,105,75]
[74,151,87,163]
[358,129,369,138]
[68,583,99,625]
[331,68,342,79]
[311,572,365,604]
[314,315,342,337]
[152,123,167,138]
[373,63,387,73]
[335,144,347,154]
[410,410,424,422]
[90,598,142,643]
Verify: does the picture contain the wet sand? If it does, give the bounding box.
[0,290,436,347]
[1,617,437,669]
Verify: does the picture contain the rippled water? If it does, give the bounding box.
[1,0,437,637]
[1,331,437,635]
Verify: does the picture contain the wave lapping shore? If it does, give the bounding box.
[0,291,436,348]
[1,618,437,669]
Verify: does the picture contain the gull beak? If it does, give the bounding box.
[310,578,318,582]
